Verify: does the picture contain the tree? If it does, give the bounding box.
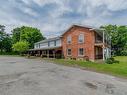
[101,25,127,56]
[11,27,21,44]
[12,41,29,54]
[115,26,127,55]
[11,26,45,48]
[0,25,5,51]
[2,35,12,52]
[0,25,12,52]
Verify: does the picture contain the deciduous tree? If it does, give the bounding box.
[0,25,12,52]
[11,26,45,48]
[101,25,127,55]
[12,41,29,54]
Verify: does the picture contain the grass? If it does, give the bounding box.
[46,56,127,78]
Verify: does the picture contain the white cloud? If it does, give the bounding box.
[23,7,38,17]
[104,0,127,11]
[0,0,127,38]
[21,0,30,5]
[87,0,127,11]
[32,0,59,6]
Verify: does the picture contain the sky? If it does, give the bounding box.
[0,0,127,38]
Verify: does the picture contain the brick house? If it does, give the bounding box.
[28,25,111,61]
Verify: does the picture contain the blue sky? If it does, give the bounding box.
[0,0,127,38]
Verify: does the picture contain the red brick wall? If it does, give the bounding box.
[62,26,95,61]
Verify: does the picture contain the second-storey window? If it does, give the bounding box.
[78,34,84,43]
[67,35,71,44]
[40,42,48,48]
[49,41,55,47]
[67,49,71,56]
[35,44,39,48]
[56,40,61,46]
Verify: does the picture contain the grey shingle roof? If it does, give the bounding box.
[28,46,62,51]
[34,36,62,44]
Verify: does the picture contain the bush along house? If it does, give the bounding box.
[28,25,111,62]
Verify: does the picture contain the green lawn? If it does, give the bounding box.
[47,56,127,78]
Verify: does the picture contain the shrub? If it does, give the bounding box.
[12,41,29,54]
[105,57,119,64]
[0,51,19,55]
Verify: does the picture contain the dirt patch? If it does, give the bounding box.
[85,82,98,90]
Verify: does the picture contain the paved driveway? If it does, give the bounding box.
[0,56,127,95]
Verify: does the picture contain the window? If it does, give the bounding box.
[78,34,84,43]
[56,40,61,46]
[40,42,48,48]
[67,49,71,56]
[35,44,39,48]
[54,41,56,46]
[49,41,55,47]
[78,48,84,56]
[67,35,71,44]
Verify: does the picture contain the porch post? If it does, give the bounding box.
[47,50,49,58]
[53,50,55,58]
[39,50,41,56]
[30,51,32,56]
[103,31,105,61]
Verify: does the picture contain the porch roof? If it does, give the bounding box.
[28,46,62,51]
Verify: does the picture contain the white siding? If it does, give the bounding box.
[56,39,61,46]
[49,39,61,47]
[34,38,62,49]
[49,41,55,47]
[40,42,48,48]
[34,44,39,49]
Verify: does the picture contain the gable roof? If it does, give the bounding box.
[34,25,105,45]
[61,25,99,36]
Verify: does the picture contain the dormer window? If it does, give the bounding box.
[67,35,71,44]
[78,34,84,43]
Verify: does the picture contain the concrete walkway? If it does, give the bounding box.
[0,56,127,95]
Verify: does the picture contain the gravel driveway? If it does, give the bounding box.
[0,56,127,95]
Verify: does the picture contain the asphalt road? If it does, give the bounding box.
[0,56,127,95]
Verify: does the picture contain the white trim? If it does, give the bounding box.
[78,33,84,44]
[67,48,72,56]
[78,48,84,56]
[67,35,72,44]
